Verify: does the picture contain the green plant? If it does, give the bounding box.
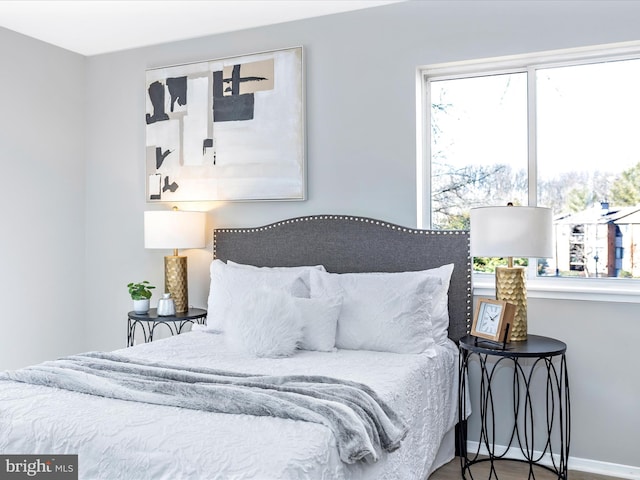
[127,281,156,300]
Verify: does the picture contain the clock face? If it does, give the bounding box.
[477,302,502,335]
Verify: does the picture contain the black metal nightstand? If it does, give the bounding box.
[458,334,570,479]
[127,308,207,347]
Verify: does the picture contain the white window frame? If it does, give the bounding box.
[417,40,640,303]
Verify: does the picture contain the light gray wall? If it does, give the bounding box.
[0,27,86,370]
[1,0,639,470]
[530,298,640,468]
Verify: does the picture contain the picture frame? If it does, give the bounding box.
[471,298,515,343]
[145,46,305,202]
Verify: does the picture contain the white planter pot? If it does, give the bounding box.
[132,299,150,314]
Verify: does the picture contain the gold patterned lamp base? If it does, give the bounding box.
[495,266,528,341]
[164,255,188,312]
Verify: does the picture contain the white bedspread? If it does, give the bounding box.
[0,332,459,480]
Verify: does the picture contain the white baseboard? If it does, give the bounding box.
[467,441,640,479]
[569,456,640,480]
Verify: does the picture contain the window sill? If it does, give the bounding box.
[472,274,640,303]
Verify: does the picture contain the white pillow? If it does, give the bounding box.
[424,264,454,345]
[225,287,302,358]
[206,259,309,332]
[227,260,326,272]
[295,296,342,352]
[310,269,443,354]
[225,260,324,296]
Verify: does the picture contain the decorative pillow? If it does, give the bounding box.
[310,269,443,354]
[224,287,302,358]
[294,296,343,352]
[206,260,309,332]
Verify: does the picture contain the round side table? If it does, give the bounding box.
[458,334,570,479]
[127,308,207,347]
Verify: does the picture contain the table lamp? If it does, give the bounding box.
[470,205,553,341]
[144,208,206,312]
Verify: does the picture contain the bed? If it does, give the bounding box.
[0,215,471,480]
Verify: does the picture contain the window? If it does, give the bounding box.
[419,43,640,284]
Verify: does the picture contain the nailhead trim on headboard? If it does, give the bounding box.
[215,214,469,235]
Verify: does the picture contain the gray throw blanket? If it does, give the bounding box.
[0,352,407,464]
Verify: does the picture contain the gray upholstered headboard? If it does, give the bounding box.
[213,215,471,342]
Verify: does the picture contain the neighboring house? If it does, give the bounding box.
[554,202,640,278]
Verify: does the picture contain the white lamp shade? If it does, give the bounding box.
[144,211,206,249]
[470,206,553,258]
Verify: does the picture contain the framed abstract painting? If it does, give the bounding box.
[145,47,305,202]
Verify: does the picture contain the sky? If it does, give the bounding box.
[431,57,640,178]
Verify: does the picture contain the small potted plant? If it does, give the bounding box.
[127,281,156,314]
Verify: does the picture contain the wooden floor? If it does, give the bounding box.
[429,457,622,480]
